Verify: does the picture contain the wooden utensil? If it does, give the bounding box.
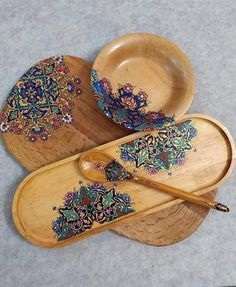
[12,114,235,248]
[92,33,195,131]
[79,150,229,212]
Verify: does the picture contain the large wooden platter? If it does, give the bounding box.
[1,55,130,171]
[12,114,235,248]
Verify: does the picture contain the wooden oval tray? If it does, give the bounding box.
[12,114,235,248]
[92,33,195,131]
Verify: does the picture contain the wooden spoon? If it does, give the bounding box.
[79,150,229,212]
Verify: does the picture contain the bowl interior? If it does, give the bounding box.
[93,33,195,123]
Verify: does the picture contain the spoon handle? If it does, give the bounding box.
[132,175,229,212]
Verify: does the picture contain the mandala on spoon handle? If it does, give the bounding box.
[0,56,82,142]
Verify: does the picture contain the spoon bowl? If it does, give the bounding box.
[79,150,113,182]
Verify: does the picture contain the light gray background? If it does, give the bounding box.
[0,1,235,286]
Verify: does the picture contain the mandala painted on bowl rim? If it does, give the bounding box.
[0,56,83,142]
[120,120,197,175]
[91,69,174,131]
[52,182,134,241]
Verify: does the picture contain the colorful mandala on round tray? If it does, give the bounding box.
[0,56,82,142]
[91,69,174,131]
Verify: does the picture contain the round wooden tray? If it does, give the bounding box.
[0,55,219,246]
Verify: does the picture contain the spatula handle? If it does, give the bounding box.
[132,175,229,212]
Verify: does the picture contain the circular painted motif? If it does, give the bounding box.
[0,56,82,142]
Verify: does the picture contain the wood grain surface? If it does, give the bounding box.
[2,56,131,171]
[1,55,227,246]
[12,114,235,247]
[114,190,217,246]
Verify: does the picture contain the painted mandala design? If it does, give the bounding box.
[52,182,134,241]
[120,120,197,175]
[94,159,134,182]
[0,56,83,142]
[104,160,134,182]
[91,70,174,131]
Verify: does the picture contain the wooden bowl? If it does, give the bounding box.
[92,33,195,131]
